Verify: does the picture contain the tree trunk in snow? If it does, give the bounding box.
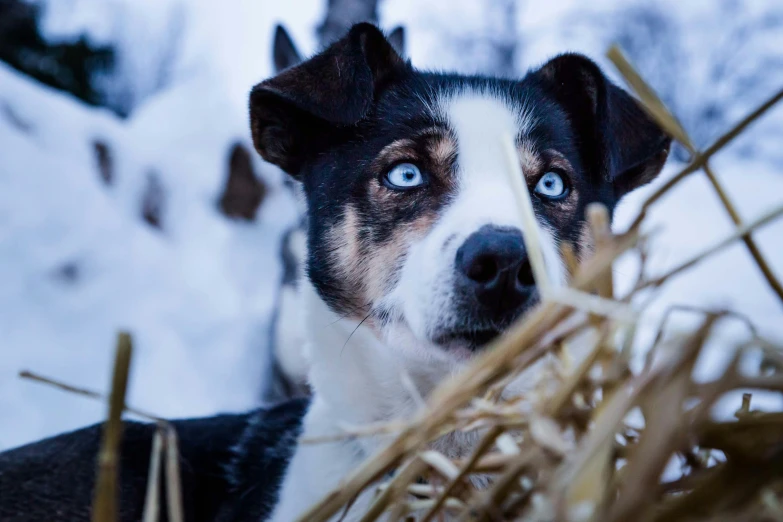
[317,0,379,45]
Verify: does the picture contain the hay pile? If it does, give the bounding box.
[288,47,783,522]
[21,46,783,522]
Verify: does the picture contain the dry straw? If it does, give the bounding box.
[91,332,132,522]
[21,334,184,522]
[18,45,783,522]
[286,47,783,522]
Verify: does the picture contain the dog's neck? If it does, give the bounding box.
[269,278,574,521]
[269,281,477,522]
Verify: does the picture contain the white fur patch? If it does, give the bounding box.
[394,89,565,341]
[269,281,463,522]
[272,227,309,388]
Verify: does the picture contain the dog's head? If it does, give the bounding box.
[251,24,669,360]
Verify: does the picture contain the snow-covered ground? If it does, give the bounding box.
[1,0,781,450]
[0,0,321,449]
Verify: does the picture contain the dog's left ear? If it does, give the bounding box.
[533,54,671,199]
[250,23,407,176]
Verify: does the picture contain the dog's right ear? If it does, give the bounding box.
[532,54,671,199]
[272,24,302,73]
[250,23,407,176]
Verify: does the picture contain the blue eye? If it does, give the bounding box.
[534,171,567,199]
[385,163,425,189]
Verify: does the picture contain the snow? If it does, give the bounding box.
[0,58,302,450]
[1,0,782,450]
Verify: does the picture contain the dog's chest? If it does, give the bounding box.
[268,395,490,522]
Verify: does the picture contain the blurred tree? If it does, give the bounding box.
[573,1,783,161]
[0,0,114,111]
[482,0,518,76]
[413,0,519,77]
[95,0,186,119]
[218,144,267,222]
[141,171,166,230]
[318,0,379,45]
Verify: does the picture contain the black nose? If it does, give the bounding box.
[455,225,535,315]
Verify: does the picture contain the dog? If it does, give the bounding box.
[0,23,669,522]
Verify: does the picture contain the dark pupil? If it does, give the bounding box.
[545,179,554,188]
[404,171,414,181]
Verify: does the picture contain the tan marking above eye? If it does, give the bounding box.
[373,139,418,170]
[371,128,458,195]
[428,134,457,165]
[413,125,451,140]
[518,141,544,178]
[544,149,574,173]
[375,129,456,169]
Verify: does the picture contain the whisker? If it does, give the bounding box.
[341,311,375,356]
[326,303,373,328]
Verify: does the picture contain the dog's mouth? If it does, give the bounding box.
[434,328,504,351]
[431,300,539,353]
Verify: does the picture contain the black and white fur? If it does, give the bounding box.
[0,24,669,522]
[250,23,669,521]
